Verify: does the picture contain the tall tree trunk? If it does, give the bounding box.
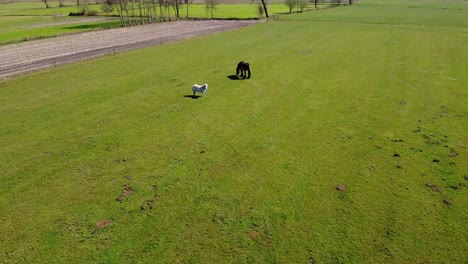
[166,4,172,21]
[138,0,144,24]
[152,0,158,22]
[117,0,126,26]
[174,0,179,19]
[124,0,132,25]
[159,1,165,21]
[260,0,269,18]
[131,0,137,24]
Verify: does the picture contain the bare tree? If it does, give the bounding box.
[332,0,341,6]
[113,0,125,26]
[257,3,264,18]
[184,0,191,19]
[284,0,297,13]
[158,0,166,21]
[260,0,269,18]
[156,0,173,21]
[205,0,217,19]
[102,0,114,17]
[164,0,172,21]
[137,0,144,24]
[42,0,50,8]
[130,0,137,24]
[173,0,180,19]
[116,0,159,26]
[252,0,269,18]
[150,0,159,22]
[79,0,91,15]
[297,0,307,12]
[119,0,133,25]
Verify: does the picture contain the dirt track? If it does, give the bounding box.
[0,20,259,79]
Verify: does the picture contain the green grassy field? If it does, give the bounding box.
[1,0,467,263]
[0,2,116,45]
[0,2,98,15]
[179,3,304,19]
[0,16,120,45]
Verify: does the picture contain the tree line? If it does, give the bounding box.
[101,0,187,25]
[284,0,353,13]
[41,0,352,26]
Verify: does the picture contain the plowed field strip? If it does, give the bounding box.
[0,20,259,79]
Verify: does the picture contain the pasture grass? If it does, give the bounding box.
[178,3,312,19]
[0,2,117,45]
[317,1,468,28]
[0,16,120,45]
[357,0,467,9]
[0,2,101,16]
[1,1,295,17]
[0,0,467,262]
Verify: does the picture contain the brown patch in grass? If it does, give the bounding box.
[96,220,111,228]
[123,186,133,196]
[248,230,259,240]
[443,198,452,205]
[116,185,134,202]
[336,184,346,191]
[448,149,458,157]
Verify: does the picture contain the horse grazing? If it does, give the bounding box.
[192,83,208,97]
[236,61,251,79]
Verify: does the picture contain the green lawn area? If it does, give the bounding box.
[0,0,467,263]
[0,16,120,45]
[0,1,101,16]
[0,1,116,45]
[178,3,310,19]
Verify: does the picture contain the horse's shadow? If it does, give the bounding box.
[227,75,244,80]
[184,95,201,99]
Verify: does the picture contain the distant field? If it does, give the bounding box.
[0,1,116,45]
[0,16,120,45]
[0,1,297,17]
[0,1,297,45]
[0,0,467,263]
[292,1,468,27]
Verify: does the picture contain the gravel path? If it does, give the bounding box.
[0,20,259,79]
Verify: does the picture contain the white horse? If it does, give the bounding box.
[192,83,208,97]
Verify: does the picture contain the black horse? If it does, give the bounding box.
[236,61,251,79]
